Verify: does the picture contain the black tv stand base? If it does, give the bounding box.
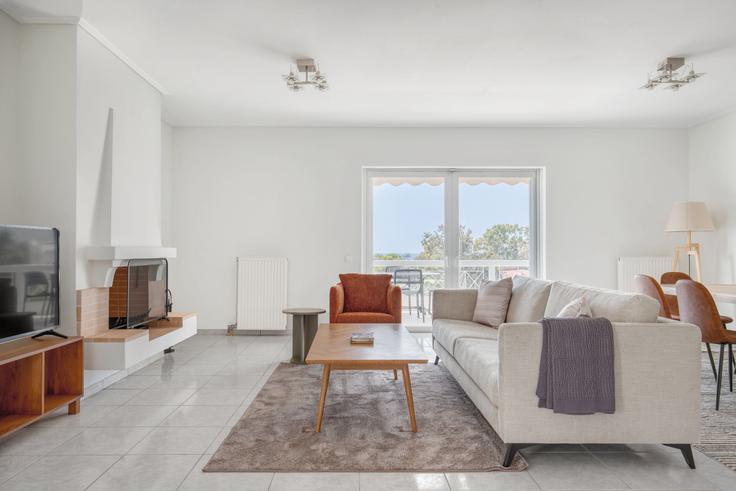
[32,330,69,340]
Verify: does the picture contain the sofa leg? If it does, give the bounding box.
[434,355,439,366]
[664,444,695,469]
[502,443,528,467]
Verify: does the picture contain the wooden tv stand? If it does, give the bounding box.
[0,336,83,438]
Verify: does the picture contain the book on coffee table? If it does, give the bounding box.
[350,332,374,344]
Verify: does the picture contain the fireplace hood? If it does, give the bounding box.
[86,246,177,288]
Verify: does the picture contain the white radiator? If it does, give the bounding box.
[236,257,288,331]
[617,256,671,292]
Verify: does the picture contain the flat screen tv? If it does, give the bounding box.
[0,225,61,343]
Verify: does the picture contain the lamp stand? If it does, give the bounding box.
[672,230,703,281]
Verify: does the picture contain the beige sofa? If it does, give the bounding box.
[432,277,702,468]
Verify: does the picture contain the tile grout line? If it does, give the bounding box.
[174,451,204,491]
[442,472,452,490]
[0,454,41,487]
[521,460,544,491]
[82,453,126,490]
[586,451,634,490]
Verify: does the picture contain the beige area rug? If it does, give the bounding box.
[204,363,527,472]
[698,350,736,470]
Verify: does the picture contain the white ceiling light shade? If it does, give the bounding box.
[283,58,328,92]
[641,57,705,91]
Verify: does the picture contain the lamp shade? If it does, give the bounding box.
[665,201,714,232]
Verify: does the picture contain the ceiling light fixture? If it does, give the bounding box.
[640,57,704,91]
[283,58,328,92]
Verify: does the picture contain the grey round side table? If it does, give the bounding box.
[283,308,326,364]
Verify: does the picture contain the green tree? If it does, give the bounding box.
[417,223,529,260]
[373,253,403,260]
[417,224,474,259]
[474,224,529,260]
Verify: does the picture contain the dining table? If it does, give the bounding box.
[662,284,736,304]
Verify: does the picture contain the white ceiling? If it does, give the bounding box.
[13,0,736,127]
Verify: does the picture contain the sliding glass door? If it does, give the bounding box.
[365,168,541,327]
[457,171,537,287]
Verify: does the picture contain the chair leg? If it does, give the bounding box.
[434,355,439,366]
[706,344,717,382]
[730,345,733,392]
[717,344,725,411]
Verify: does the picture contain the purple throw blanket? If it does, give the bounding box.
[536,317,615,415]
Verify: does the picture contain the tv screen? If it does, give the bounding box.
[0,225,60,342]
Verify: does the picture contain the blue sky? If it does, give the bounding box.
[373,182,529,254]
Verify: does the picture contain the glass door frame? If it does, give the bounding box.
[362,168,452,280]
[363,167,544,285]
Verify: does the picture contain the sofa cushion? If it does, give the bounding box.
[454,338,500,407]
[334,312,396,323]
[544,281,659,323]
[339,273,391,313]
[506,276,553,322]
[433,319,497,356]
[472,277,513,327]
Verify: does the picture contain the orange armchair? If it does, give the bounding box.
[329,273,402,324]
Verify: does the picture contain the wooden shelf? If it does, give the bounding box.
[149,326,181,340]
[0,337,83,439]
[44,394,81,413]
[0,336,82,364]
[86,313,195,343]
[84,329,147,343]
[0,414,38,435]
[149,312,195,329]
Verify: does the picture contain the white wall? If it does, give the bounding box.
[76,26,164,289]
[171,127,688,329]
[161,121,174,245]
[689,111,736,317]
[0,10,19,217]
[16,24,78,335]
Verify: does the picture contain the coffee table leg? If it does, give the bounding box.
[316,363,331,432]
[401,364,417,432]
[393,369,397,380]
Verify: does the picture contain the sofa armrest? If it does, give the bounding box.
[387,285,402,323]
[496,321,702,444]
[329,284,344,323]
[431,289,477,322]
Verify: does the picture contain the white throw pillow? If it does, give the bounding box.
[472,277,513,327]
[556,296,592,318]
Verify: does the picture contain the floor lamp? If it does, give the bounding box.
[665,201,714,281]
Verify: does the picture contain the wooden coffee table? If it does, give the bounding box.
[305,323,428,432]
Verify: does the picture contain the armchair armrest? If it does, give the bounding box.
[329,284,344,323]
[387,285,402,323]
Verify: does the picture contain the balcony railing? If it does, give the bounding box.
[373,259,528,286]
[372,259,529,325]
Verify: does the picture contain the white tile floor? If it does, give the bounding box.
[0,332,734,490]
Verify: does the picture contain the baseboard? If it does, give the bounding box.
[197,328,288,336]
